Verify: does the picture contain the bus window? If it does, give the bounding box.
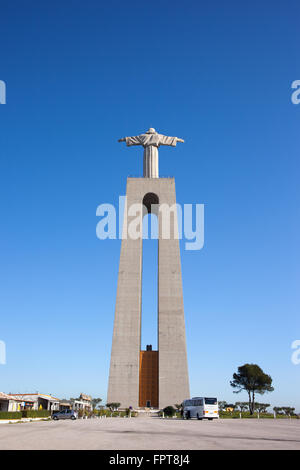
[204,397,217,405]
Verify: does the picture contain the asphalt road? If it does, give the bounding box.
[0,417,299,450]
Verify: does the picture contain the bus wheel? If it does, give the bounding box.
[187,411,190,420]
[197,414,202,420]
[208,418,213,421]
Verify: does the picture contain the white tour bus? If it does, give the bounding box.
[182,397,219,420]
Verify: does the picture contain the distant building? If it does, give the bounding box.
[59,400,73,411]
[0,392,22,412]
[72,393,92,412]
[9,393,60,411]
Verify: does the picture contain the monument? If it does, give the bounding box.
[107,128,190,409]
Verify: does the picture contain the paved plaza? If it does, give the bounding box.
[0,417,299,450]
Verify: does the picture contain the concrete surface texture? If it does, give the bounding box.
[0,418,299,450]
[107,178,190,409]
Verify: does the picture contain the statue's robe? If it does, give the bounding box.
[125,133,178,178]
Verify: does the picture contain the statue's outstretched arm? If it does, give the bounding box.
[159,135,185,147]
[118,136,142,146]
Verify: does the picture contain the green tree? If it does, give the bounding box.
[281,407,295,416]
[163,406,176,417]
[235,402,249,412]
[273,406,283,415]
[174,403,183,413]
[230,364,274,415]
[218,401,227,412]
[106,402,120,411]
[91,398,102,410]
[254,403,270,413]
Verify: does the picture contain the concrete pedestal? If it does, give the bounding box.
[107,178,189,409]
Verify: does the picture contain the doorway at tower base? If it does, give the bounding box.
[139,346,158,408]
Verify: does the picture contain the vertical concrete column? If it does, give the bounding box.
[158,179,190,409]
[107,180,143,408]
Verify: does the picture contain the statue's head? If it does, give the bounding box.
[146,128,156,134]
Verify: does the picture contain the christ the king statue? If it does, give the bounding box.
[118,128,184,178]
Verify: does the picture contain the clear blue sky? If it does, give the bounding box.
[1,1,299,410]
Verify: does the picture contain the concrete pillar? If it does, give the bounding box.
[107,178,189,409]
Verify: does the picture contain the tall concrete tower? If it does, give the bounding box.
[107,128,190,410]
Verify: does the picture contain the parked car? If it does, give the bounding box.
[52,409,78,420]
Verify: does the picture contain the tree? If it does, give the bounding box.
[174,403,182,412]
[230,364,274,415]
[218,401,227,412]
[281,407,295,416]
[254,402,270,413]
[235,402,249,412]
[106,402,120,411]
[273,407,283,415]
[91,398,102,410]
[163,406,176,417]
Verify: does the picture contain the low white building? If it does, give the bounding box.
[9,393,60,411]
[0,392,22,412]
[72,393,92,412]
